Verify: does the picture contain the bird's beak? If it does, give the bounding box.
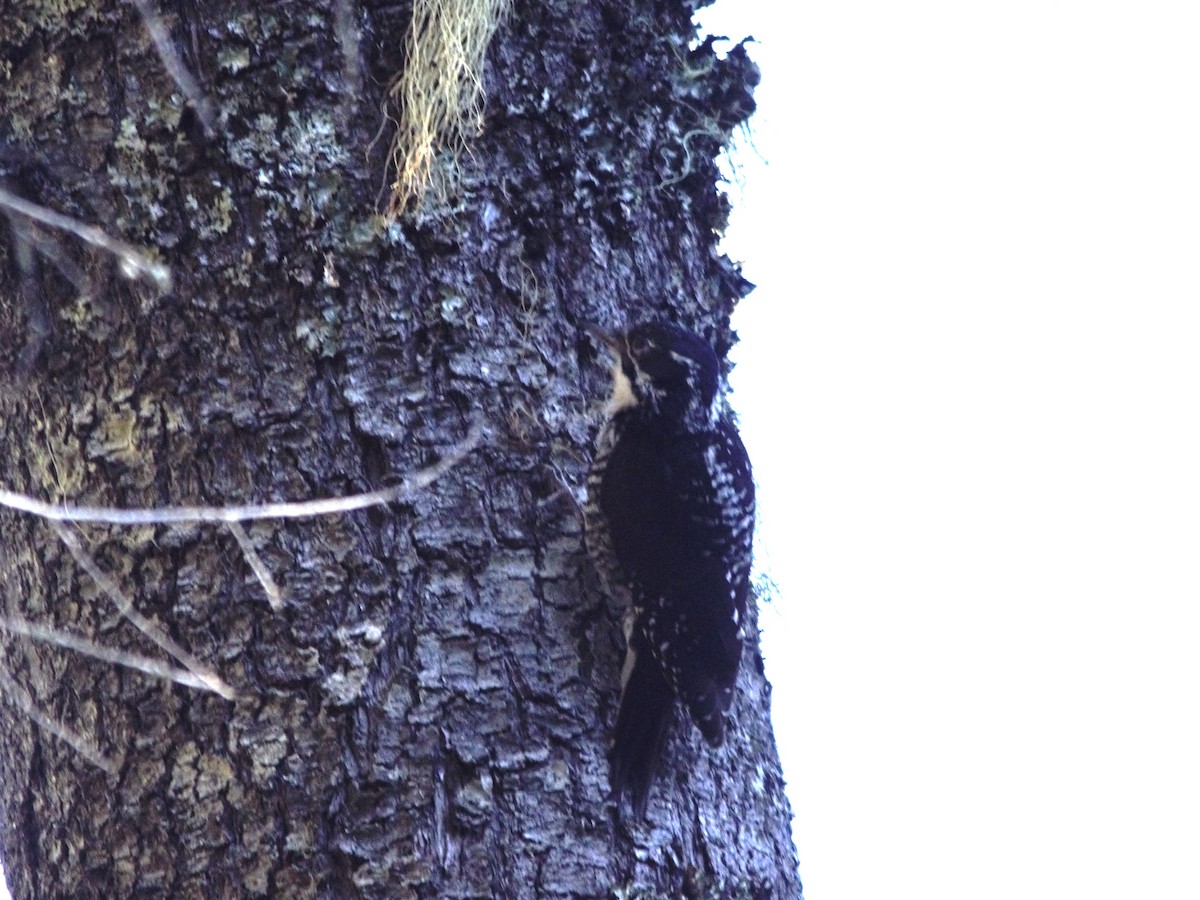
[584,322,623,353]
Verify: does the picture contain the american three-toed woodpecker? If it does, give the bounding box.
[585,320,755,816]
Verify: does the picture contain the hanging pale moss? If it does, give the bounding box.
[381,0,511,220]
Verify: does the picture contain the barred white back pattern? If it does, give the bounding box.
[585,321,755,816]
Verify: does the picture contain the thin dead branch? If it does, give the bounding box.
[0,665,117,774]
[334,0,364,100]
[0,419,484,526]
[51,522,237,700]
[0,421,483,771]
[0,615,230,696]
[0,184,172,291]
[127,0,217,135]
[226,521,284,610]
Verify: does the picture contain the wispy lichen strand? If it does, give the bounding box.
[381,0,511,219]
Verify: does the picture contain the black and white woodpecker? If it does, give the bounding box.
[585,320,755,816]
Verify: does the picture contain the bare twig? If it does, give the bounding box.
[0,666,117,774]
[51,523,236,700]
[16,220,93,296]
[0,419,483,526]
[0,185,172,291]
[0,418,483,746]
[334,0,363,99]
[127,0,217,135]
[0,615,229,696]
[226,521,284,610]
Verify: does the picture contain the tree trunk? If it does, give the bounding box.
[0,0,800,896]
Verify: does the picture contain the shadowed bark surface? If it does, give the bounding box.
[0,0,801,896]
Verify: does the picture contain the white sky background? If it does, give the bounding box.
[695,1,1200,898]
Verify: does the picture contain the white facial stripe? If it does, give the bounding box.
[607,358,638,412]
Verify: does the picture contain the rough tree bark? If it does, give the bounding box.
[0,0,801,897]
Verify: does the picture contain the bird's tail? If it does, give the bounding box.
[608,644,674,817]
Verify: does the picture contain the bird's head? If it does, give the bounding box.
[587,321,720,422]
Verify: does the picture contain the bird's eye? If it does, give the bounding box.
[630,335,653,356]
